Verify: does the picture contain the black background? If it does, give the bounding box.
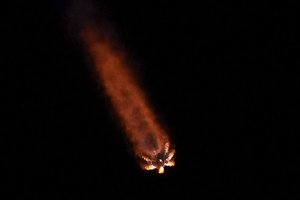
[4,0,299,199]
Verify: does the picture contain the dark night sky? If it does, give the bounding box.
[4,0,299,199]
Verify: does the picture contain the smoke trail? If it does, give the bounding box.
[69,1,175,173]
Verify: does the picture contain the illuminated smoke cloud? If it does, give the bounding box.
[68,0,175,173]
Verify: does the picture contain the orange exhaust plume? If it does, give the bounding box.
[81,27,175,173]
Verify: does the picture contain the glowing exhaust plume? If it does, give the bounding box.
[80,27,175,173]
